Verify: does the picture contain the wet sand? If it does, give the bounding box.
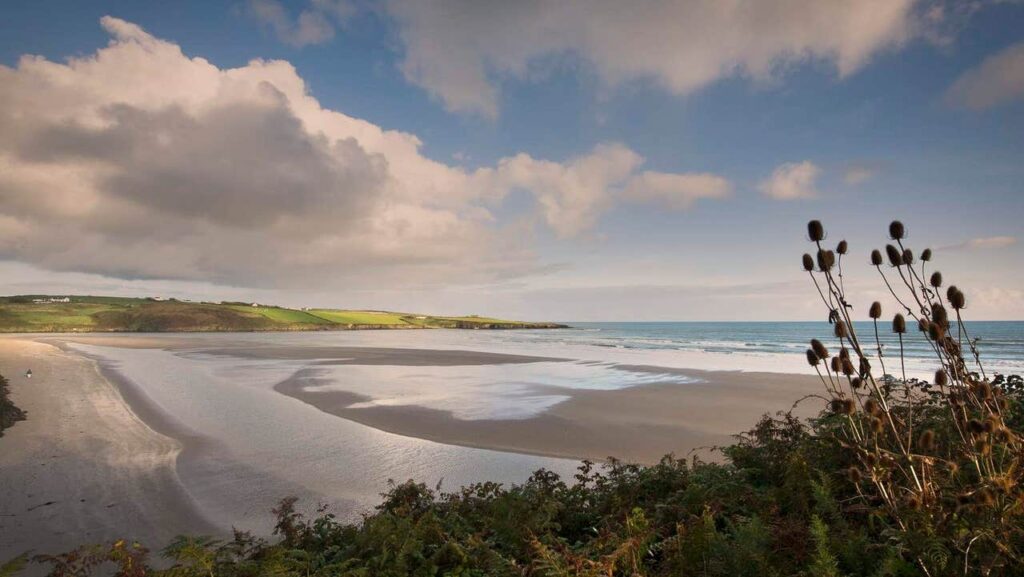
[0,337,214,558]
[276,365,823,464]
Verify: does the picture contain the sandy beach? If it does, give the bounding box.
[0,337,214,559]
[1,332,826,556]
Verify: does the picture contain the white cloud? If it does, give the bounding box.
[0,18,727,288]
[843,166,875,185]
[246,0,354,47]
[941,236,1018,251]
[624,171,732,210]
[386,0,921,117]
[947,41,1024,109]
[758,161,822,200]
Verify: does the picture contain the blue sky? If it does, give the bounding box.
[0,0,1022,320]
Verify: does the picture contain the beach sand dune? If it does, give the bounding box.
[0,338,213,558]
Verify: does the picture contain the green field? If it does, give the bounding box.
[0,296,565,332]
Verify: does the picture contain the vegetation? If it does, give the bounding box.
[4,220,1023,575]
[0,296,565,332]
[0,372,26,436]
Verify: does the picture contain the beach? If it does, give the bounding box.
[0,337,214,559]
[2,331,826,554]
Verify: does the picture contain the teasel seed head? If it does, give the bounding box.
[817,249,835,271]
[983,416,997,434]
[871,249,883,266]
[811,338,829,359]
[870,417,884,434]
[830,398,843,414]
[886,244,903,267]
[837,240,848,255]
[889,220,905,240]
[843,399,856,415]
[859,357,871,376]
[935,370,948,388]
[931,303,949,328]
[838,348,850,361]
[864,398,882,417]
[902,248,914,265]
[921,248,932,261]
[834,320,848,339]
[869,301,882,319]
[847,467,862,483]
[864,453,878,467]
[919,429,936,452]
[918,318,930,333]
[892,313,906,334]
[851,377,863,389]
[831,356,842,373]
[977,381,992,400]
[805,348,820,367]
[808,220,825,242]
[930,271,942,288]
[927,321,945,341]
[947,462,959,476]
[948,286,966,310]
[841,358,855,376]
[802,253,814,272]
[968,419,985,435]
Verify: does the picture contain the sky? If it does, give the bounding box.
[0,0,1022,321]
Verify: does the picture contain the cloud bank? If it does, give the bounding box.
[386,0,921,117]
[947,41,1024,109]
[758,161,821,200]
[0,18,726,289]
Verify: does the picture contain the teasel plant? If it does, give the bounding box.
[801,220,1022,576]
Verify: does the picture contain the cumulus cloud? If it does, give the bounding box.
[940,236,1018,251]
[758,161,822,200]
[0,18,726,288]
[386,0,920,117]
[947,41,1024,109]
[246,0,354,47]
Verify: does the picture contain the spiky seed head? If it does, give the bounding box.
[843,399,856,415]
[847,467,862,483]
[983,417,997,434]
[968,419,985,435]
[841,358,856,376]
[931,303,948,328]
[837,240,848,255]
[927,322,945,341]
[977,381,992,400]
[948,287,966,310]
[870,249,883,266]
[930,271,942,288]
[802,253,814,272]
[834,320,848,339]
[864,398,882,416]
[918,318,930,333]
[902,248,914,265]
[830,398,843,414]
[811,338,829,359]
[886,244,903,267]
[831,356,842,373]
[808,220,825,242]
[816,249,835,272]
[889,220,905,240]
[935,370,948,387]
[892,314,906,334]
[864,453,877,467]
[851,377,863,389]
[870,417,884,434]
[858,357,871,376]
[919,429,936,451]
[947,462,959,476]
[868,301,882,319]
[838,348,850,361]
[995,428,1012,444]
[921,248,932,262]
[805,349,820,367]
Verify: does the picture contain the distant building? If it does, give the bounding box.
[251,303,260,307]
[32,297,70,303]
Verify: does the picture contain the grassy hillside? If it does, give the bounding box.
[0,296,566,332]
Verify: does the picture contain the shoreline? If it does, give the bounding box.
[0,337,216,559]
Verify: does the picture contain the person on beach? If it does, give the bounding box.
[25,369,32,379]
